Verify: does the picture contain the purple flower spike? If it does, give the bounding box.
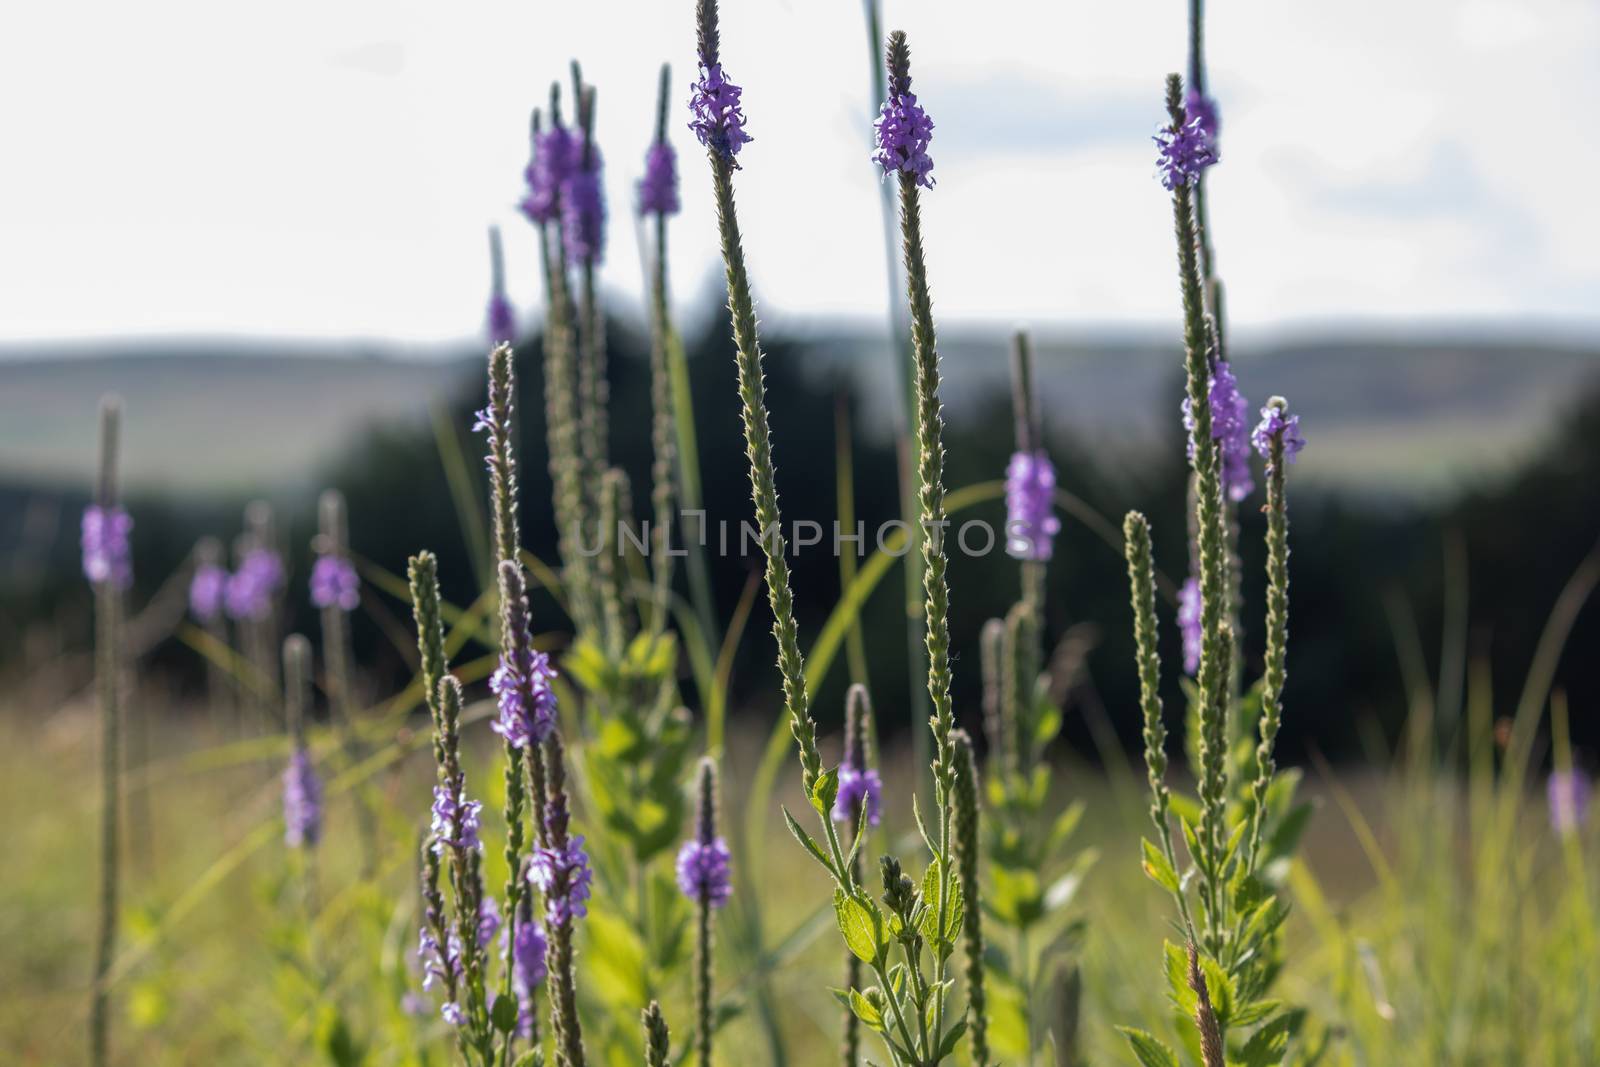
[1005,450,1062,561]
[638,141,680,216]
[506,918,547,1036]
[873,91,935,188]
[310,554,360,612]
[226,547,284,621]
[1154,116,1217,190]
[1185,89,1220,141]
[529,835,594,925]
[476,896,502,949]
[189,561,227,620]
[1252,401,1307,465]
[561,153,606,265]
[1548,769,1592,835]
[282,746,322,848]
[488,647,558,749]
[688,62,752,166]
[429,783,483,856]
[488,293,515,346]
[1177,577,1202,677]
[675,836,733,907]
[82,505,133,590]
[1182,360,1255,502]
[522,127,578,224]
[832,764,884,828]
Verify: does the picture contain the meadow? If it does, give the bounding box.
[7,1,1599,1065]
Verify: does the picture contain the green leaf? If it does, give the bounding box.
[1044,801,1085,856]
[491,989,521,1033]
[1180,816,1208,878]
[919,860,965,951]
[834,888,887,965]
[1032,691,1063,747]
[811,766,840,817]
[987,865,1044,929]
[1161,941,1198,1017]
[849,988,887,1032]
[583,908,651,1010]
[1116,1027,1179,1067]
[936,1018,969,1059]
[782,806,835,875]
[1141,838,1180,893]
[562,635,615,696]
[1236,1008,1301,1067]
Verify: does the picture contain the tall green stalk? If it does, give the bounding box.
[88,397,123,1067]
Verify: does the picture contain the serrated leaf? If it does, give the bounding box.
[1117,1026,1179,1067]
[811,766,840,817]
[850,989,887,1032]
[782,806,835,875]
[919,860,965,950]
[1236,1008,1300,1067]
[937,1018,969,1059]
[834,888,887,965]
[1141,838,1180,893]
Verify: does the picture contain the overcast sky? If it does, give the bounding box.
[2,0,1597,346]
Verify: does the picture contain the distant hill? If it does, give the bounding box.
[2,329,1596,496]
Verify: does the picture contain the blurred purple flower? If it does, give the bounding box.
[522,127,578,225]
[310,554,359,612]
[638,141,680,216]
[675,836,733,908]
[1005,450,1061,561]
[507,918,547,1036]
[1548,769,1591,835]
[1178,577,1202,677]
[226,547,284,621]
[282,746,322,848]
[430,783,482,856]
[487,293,515,346]
[1182,360,1255,501]
[81,505,133,590]
[561,153,606,265]
[831,764,883,828]
[529,835,594,925]
[1252,402,1307,465]
[1154,116,1217,190]
[1185,89,1220,141]
[872,91,935,188]
[688,62,752,166]
[189,561,227,620]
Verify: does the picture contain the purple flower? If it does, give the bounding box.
[1177,577,1202,677]
[226,547,284,621]
[522,127,578,225]
[505,917,547,1036]
[1154,116,1217,191]
[688,62,752,166]
[1182,360,1255,502]
[81,505,133,590]
[872,91,935,188]
[418,928,451,992]
[1185,89,1220,141]
[489,647,558,750]
[561,149,606,265]
[675,836,733,908]
[430,783,483,856]
[529,835,594,925]
[310,554,360,612]
[1005,450,1062,561]
[1548,769,1591,835]
[189,562,227,620]
[832,764,883,828]
[476,895,502,949]
[440,1000,466,1027]
[488,293,515,346]
[638,141,680,216]
[282,746,322,848]
[1252,402,1307,465]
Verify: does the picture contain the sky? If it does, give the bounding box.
[2,0,1597,346]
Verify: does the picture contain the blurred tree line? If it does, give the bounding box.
[3,314,1597,768]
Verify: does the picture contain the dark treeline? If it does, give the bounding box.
[4,314,1598,767]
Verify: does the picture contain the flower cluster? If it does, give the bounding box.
[282,747,322,849]
[189,561,227,620]
[1005,450,1062,561]
[429,783,483,855]
[521,126,578,225]
[417,895,503,1027]
[675,836,733,907]
[1154,116,1218,190]
[529,835,594,925]
[1182,360,1254,502]
[487,292,515,346]
[226,547,284,621]
[872,91,935,188]
[688,62,752,165]
[309,554,360,612]
[561,155,607,265]
[81,505,133,590]
[1177,576,1203,677]
[638,141,680,216]
[488,647,558,750]
[1185,88,1220,141]
[1252,402,1307,465]
[831,763,884,828]
[1548,769,1592,835]
[507,919,548,1036]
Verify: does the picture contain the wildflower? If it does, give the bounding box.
[488,647,557,749]
[1549,769,1592,835]
[1185,88,1220,141]
[1182,360,1254,501]
[522,126,578,225]
[1005,450,1062,561]
[429,783,483,855]
[226,547,284,621]
[872,90,935,188]
[638,141,680,216]
[1154,115,1217,190]
[309,554,359,612]
[675,836,733,907]
[529,835,594,925]
[476,895,502,949]
[688,62,752,165]
[189,562,227,620]
[81,505,133,590]
[562,149,606,265]
[507,918,548,1036]
[832,764,884,828]
[1252,401,1307,464]
[282,747,322,848]
[1178,576,1203,677]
